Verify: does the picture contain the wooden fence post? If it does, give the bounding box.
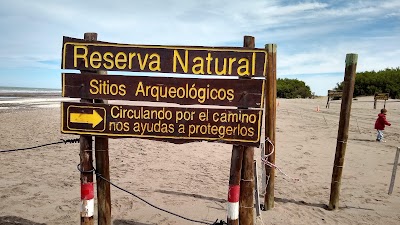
[388,147,400,195]
[326,96,330,108]
[328,53,358,210]
[264,43,277,210]
[80,32,96,225]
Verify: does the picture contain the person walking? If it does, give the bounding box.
[375,108,391,142]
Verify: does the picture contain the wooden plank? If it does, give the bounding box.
[62,73,265,108]
[328,90,343,98]
[62,36,267,77]
[61,102,263,146]
[328,53,358,210]
[374,93,389,100]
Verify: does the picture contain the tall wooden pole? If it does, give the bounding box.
[328,53,358,210]
[264,44,277,210]
[80,33,96,225]
[94,70,111,225]
[239,36,256,225]
[227,36,256,225]
[82,32,111,225]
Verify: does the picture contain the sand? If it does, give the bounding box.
[1,95,400,225]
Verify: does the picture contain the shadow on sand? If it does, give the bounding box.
[154,189,225,203]
[275,197,328,209]
[113,220,154,225]
[275,197,374,211]
[350,138,377,143]
[0,216,46,225]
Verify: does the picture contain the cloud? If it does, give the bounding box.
[0,0,398,95]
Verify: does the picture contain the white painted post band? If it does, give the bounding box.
[388,147,400,195]
[81,182,94,217]
[227,185,240,220]
[81,198,95,217]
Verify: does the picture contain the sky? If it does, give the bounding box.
[0,0,399,96]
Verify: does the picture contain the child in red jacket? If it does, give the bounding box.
[375,108,391,142]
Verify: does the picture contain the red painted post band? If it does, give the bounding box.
[228,185,240,203]
[81,182,94,200]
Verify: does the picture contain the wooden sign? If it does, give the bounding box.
[328,90,343,98]
[374,93,389,100]
[326,90,343,108]
[61,102,263,146]
[374,93,389,109]
[62,37,267,77]
[62,73,265,108]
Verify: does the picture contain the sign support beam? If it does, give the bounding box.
[80,33,96,225]
[264,43,277,210]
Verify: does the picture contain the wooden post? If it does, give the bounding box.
[239,36,255,225]
[264,43,277,210]
[374,99,377,109]
[227,146,244,225]
[227,36,256,225]
[384,99,386,109]
[253,160,261,216]
[94,69,111,225]
[80,32,96,225]
[328,53,358,210]
[326,97,330,108]
[388,147,400,195]
[260,143,266,197]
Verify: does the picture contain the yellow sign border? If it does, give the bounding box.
[65,104,107,132]
[62,41,268,77]
[61,102,262,144]
[62,73,266,109]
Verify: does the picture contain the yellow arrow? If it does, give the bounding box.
[70,110,103,128]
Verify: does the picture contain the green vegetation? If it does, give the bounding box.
[334,67,400,98]
[277,78,312,98]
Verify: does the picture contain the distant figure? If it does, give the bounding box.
[374,108,391,142]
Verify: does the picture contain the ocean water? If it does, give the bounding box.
[0,86,61,94]
[0,86,64,110]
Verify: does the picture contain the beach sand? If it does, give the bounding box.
[1,95,400,225]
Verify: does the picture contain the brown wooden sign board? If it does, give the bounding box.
[328,90,343,98]
[374,93,389,100]
[62,36,267,77]
[62,73,265,108]
[61,102,262,146]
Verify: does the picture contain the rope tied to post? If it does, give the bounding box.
[74,166,226,225]
[261,137,300,182]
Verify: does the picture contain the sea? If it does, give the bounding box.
[0,86,64,110]
[0,86,61,95]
